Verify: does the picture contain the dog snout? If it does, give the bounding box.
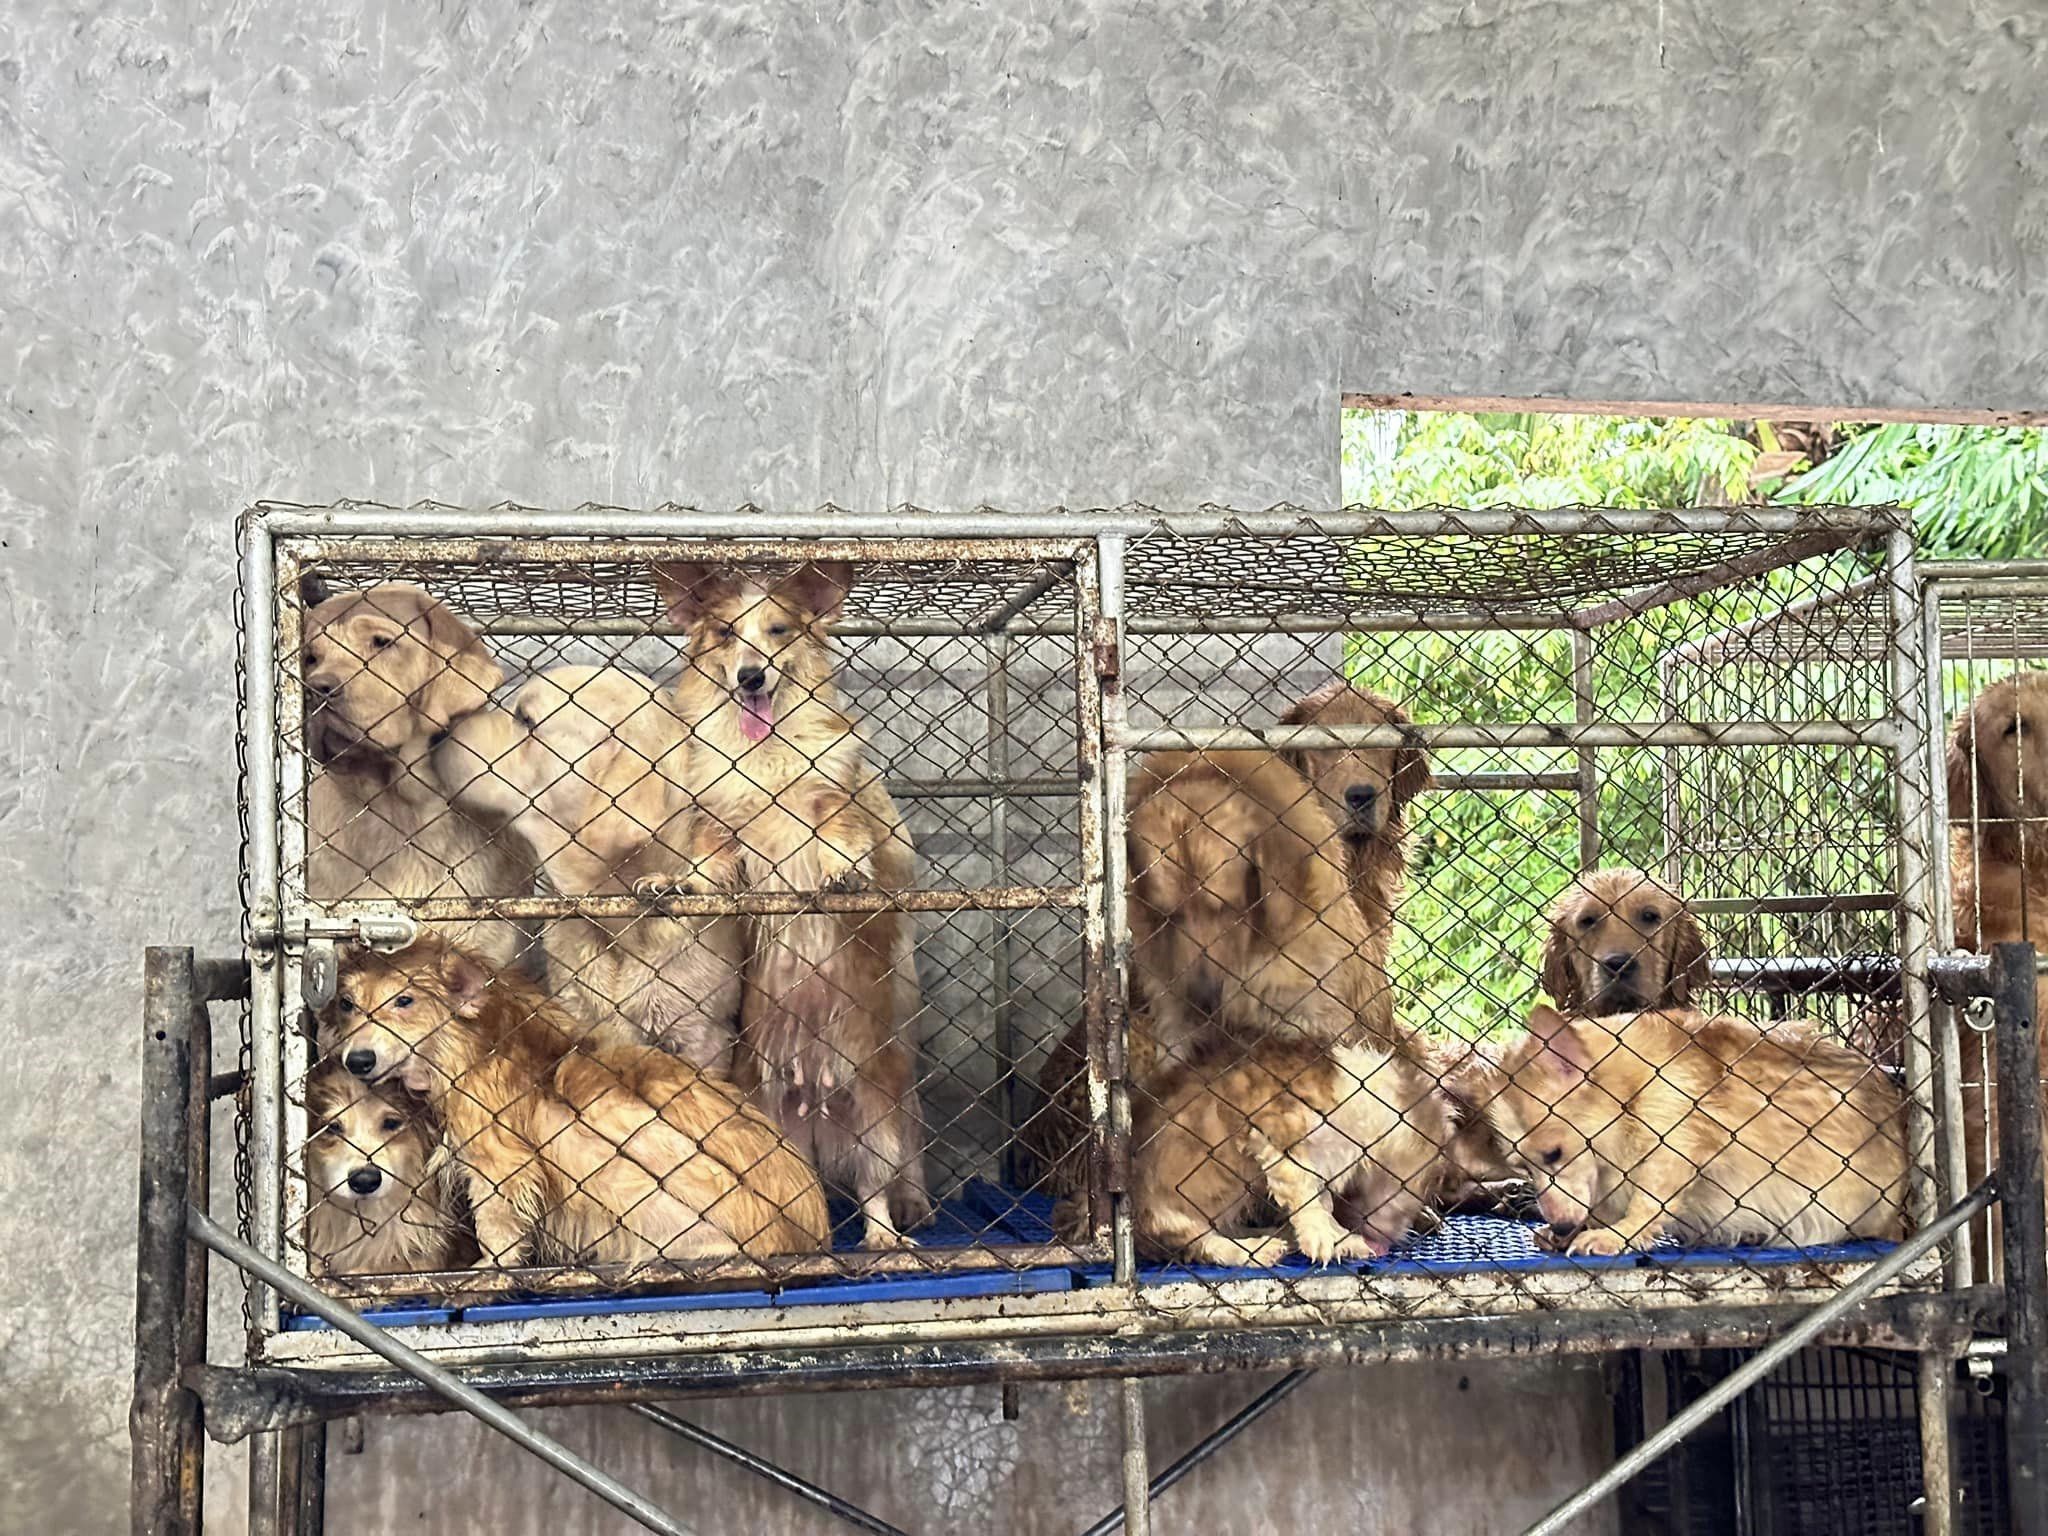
[346,1166,383,1196]
[1597,951,1638,978]
[736,664,768,695]
[343,1047,377,1078]
[1344,784,1379,815]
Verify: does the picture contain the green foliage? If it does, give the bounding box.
[1343,410,1760,510]
[1774,421,2048,559]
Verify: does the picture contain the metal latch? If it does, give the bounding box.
[257,912,420,1008]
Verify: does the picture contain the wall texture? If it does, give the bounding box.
[2,0,2043,1530]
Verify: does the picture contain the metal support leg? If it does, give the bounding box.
[1994,941,2048,1535]
[1916,1350,1955,1536]
[629,1405,908,1536]
[1080,1371,1312,1536]
[131,948,205,1536]
[248,1430,285,1536]
[1520,1177,1996,1536]
[1118,1377,1150,1536]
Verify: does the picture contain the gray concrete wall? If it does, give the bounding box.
[3,1,2042,1531]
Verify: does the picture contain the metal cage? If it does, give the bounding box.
[144,501,2048,1536]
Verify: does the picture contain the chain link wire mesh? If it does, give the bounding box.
[237,507,1949,1338]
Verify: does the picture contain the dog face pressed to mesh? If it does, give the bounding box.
[302,582,530,968]
[432,664,744,1074]
[656,559,930,1248]
[304,1063,468,1276]
[321,936,831,1267]
[1539,868,1709,1016]
[1477,1005,1907,1257]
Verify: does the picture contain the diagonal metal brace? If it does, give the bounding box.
[1520,1175,1998,1536]
[186,1208,692,1536]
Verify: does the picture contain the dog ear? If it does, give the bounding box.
[299,570,334,610]
[1377,696,1435,812]
[778,560,854,620]
[1947,701,2005,821]
[651,561,734,626]
[413,595,504,726]
[1539,906,1582,1013]
[1276,691,1317,784]
[437,944,493,1019]
[1665,903,1711,1004]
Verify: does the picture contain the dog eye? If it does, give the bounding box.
[2007,719,2026,738]
[1576,912,1598,930]
[336,996,355,1015]
[316,1120,341,1139]
[769,623,789,637]
[514,710,537,729]
[304,647,322,668]
[393,993,414,1009]
[371,634,394,650]
[380,1114,403,1133]
[1541,1148,1564,1166]
[1639,908,1661,925]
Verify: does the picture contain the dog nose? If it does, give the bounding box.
[1598,951,1638,978]
[1344,784,1379,814]
[737,665,767,695]
[343,1048,376,1078]
[347,1167,383,1196]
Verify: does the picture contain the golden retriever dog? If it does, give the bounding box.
[304,1063,469,1276]
[433,665,743,1073]
[303,584,531,967]
[1944,670,2048,1252]
[1133,1038,1450,1267]
[1279,679,1433,938]
[322,936,831,1266]
[656,559,928,1248]
[1478,1004,1906,1255]
[1540,867,1710,1016]
[1127,748,1405,1063]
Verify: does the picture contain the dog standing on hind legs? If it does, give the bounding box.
[657,557,930,1248]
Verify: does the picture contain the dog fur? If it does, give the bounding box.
[1127,748,1405,1063]
[1133,1038,1449,1266]
[433,665,743,1073]
[1479,1005,1907,1255]
[1279,679,1433,939]
[1540,868,1710,1016]
[1944,670,2048,1250]
[303,584,531,967]
[322,937,831,1266]
[304,1063,469,1276]
[657,559,929,1247]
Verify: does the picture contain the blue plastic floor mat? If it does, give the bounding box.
[286,1179,1896,1332]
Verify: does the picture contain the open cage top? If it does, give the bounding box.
[266,501,1897,631]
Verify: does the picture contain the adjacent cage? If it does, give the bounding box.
[234,502,1951,1373]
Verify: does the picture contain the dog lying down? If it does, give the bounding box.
[1477,1005,1907,1256]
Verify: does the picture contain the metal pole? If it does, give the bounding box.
[1078,1371,1313,1536]
[187,1210,695,1536]
[1888,525,1941,1240]
[240,516,284,1330]
[1118,720,1897,752]
[1923,581,1975,1288]
[987,627,1018,1185]
[1916,1351,1955,1536]
[628,1405,909,1536]
[248,1430,285,1536]
[1118,1377,1150,1536]
[1518,1177,1995,1536]
[1571,630,1600,870]
[131,948,204,1536]
[1099,533,1135,1287]
[1994,940,2048,1536]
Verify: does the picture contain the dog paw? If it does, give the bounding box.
[819,862,873,895]
[1330,1231,1386,1264]
[860,1222,914,1251]
[1240,1233,1293,1267]
[1566,1228,1630,1258]
[1293,1220,1357,1265]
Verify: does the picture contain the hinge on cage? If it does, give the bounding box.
[1091,616,1121,680]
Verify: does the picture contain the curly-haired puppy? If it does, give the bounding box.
[1279,679,1433,937]
[1541,867,1709,1016]
[303,583,531,967]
